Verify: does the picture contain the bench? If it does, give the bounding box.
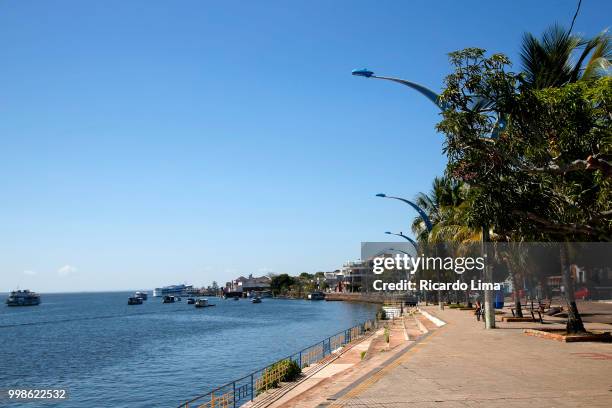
[510,300,550,323]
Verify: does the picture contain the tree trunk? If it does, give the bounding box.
[482,225,495,329]
[560,244,586,334]
[463,273,472,308]
[509,263,523,318]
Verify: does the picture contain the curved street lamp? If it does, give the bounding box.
[384,231,418,252]
[352,68,505,138]
[376,193,433,232]
[352,68,445,109]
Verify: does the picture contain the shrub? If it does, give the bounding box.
[283,359,301,382]
[257,359,301,395]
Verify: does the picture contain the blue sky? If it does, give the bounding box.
[1,0,610,292]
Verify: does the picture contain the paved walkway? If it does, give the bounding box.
[328,306,612,408]
[250,313,427,408]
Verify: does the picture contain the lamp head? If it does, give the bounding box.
[351,68,374,78]
[375,193,386,197]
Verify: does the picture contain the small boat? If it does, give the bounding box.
[187,298,195,304]
[308,291,326,300]
[195,298,209,308]
[252,297,262,304]
[6,290,41,306]
[233,297,239,301]
[162,295,175,303]
[135,291,148,300]
[128,297,143,305]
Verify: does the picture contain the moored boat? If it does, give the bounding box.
[194,298,209,308]
[162,295,176,303]
[251,297,262,303]
[153,284,193,297]
[187,298,195,304]
[6,290,41,306]
[308,291,325,300]
[128,297,143,305]
[135,291,148,300]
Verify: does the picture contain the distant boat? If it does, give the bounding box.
[162,296,176,304]
[6,290,41,306]
[233,297,239,301]
[153,284,193,297]
[195,298,211,308]
[128,297,143,305]
[251,297,262,304]
[308,291,325,300]
[135,291,148,301]
[187,298,195,304]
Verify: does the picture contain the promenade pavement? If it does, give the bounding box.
[327,306,612,408]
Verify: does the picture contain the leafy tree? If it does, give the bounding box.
[270,274,295,296]
[437,46,611,333]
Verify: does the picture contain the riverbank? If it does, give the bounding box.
[324,293,407,304]
[256,305,612,407]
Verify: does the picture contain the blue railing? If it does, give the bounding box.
[176,318,378,408]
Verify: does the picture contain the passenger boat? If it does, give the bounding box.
[194,298,209,308]
[153,284,193,297]
[162,295,176,303]
[6,290,41,306]
[128,297,143,305]
[135,291,148,300]
[251,297,262,303]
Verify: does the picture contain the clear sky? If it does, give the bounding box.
[1,0,610,292]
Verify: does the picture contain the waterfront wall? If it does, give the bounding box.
[325,292,406,304]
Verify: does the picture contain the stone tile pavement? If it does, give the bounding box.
[331,306,612,408]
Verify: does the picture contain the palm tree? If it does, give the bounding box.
[520,24,611,89]
[411,177,483,306]
[411,177,465,243]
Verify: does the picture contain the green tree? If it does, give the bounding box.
[270,274,295,296]
[437,46,611,333]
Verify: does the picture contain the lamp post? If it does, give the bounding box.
[384,231,418,252]
[377,193,443,308]
[351,69,445,109]
[376,194,433,231]
[359,70,496,327]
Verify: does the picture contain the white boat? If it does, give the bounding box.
[153,284,193,297]
[195,298,210,308]
[308,291,325,300]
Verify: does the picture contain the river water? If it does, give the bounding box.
[0,292,376,407]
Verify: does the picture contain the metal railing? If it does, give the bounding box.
[177,318,378,408]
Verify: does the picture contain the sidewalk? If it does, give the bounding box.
[327,306,612,408]
[253,312,428,408]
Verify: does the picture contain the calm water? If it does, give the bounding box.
[0,292,376,408]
